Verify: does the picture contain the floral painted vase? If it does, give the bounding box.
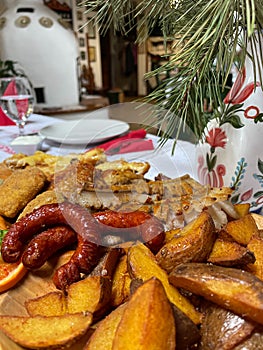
[196,45,263,212]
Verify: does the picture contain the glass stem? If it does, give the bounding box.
[18,122,25,135]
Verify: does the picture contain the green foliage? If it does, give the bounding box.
[0,230,8,246]
[0,59,27,78]
[258,158,263,174]
[82,0,263,142]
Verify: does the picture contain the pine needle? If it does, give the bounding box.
[83,0,263,144]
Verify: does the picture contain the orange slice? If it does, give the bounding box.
[0,215,8,230]
[0,258,27,293]
[0,215,27,293]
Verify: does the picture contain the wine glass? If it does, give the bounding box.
[0,76,34,135]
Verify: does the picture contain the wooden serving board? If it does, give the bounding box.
[0,253,91,350]
[1,214,263,349]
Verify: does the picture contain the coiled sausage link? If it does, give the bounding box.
[93,210,165,253]
[1,202,102,265]
[22,225,77,269]
[52,236,105,291]
[53,210,164,290]
[1,202,164,290]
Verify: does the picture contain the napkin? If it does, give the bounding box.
[92,129,154,155]
[0,108,15,126]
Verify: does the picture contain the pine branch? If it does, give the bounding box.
[82,0,263,144]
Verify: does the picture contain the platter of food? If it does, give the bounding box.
[0,149,263,349]
[39,119,130,145]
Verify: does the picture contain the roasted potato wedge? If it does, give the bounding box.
[163,227,181,243]
[233,203,250,218]
[251,213,263,230]
[234,330,263,349]
[111,254,131,307]
[112,278,176,350]
[127,242,202,324]
[156,211,216,272]
[172,304,200,349]
[207,238,255,267]
[169,262,263,325]
[25,291,66,317]
[224,214,259,245]
[84,303,127,350]
[25,275,112,320]
[90,248,122,278]
[247,236,263,281]
[67,275,112,319]
[0,312,93,349]
[200,301,255,350]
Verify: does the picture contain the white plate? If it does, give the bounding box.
[39,119,130,145]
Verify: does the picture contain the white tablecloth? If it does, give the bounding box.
[0,113,197,180]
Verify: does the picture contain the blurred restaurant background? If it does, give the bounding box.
[0,0,170,117]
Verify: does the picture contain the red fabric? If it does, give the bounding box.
[5,80,17,95]
[0,108,15,126]
[104,138,154,155]
[0,79,29,126]
[91,129,154,155]
[0,80,16,126]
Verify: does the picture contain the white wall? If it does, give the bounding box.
[0,0,80,107]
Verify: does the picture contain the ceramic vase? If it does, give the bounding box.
[196,39,263,213]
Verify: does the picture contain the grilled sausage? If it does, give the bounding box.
[93,210,165,253]
[1,202,164,290]
[2,202,103,291]
[52,235,105,291]
[1,203,65,263]
[1,202,102,264]
[53,210,164,289]
[22,225,77,269]
[52,260,80,291]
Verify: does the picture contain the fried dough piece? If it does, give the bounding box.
[4,151,60,181]
[3,149,106,181]
[18,190,62,219]
[95,159,150,174]
[53,158,150,194]
[0,167,46,218]
[0,163,13,184]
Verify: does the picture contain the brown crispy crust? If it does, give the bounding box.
[0,167,47,218]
